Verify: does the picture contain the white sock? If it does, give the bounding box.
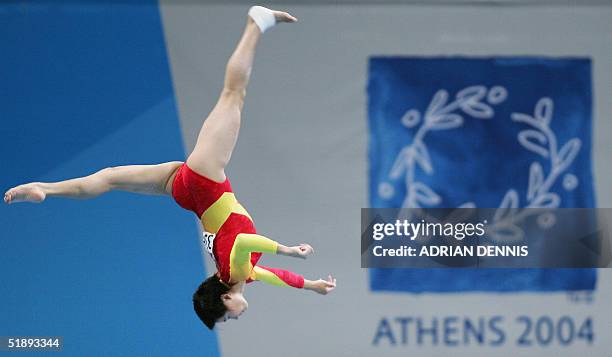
[248,6,276,33]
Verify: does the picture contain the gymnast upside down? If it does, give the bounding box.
[4,6,336,330]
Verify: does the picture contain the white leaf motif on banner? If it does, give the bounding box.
[494,189,519,223]
[413,141,433,174]
[389,147,410,179]
[456,85,487,101]
[426,89,449,116]
[411,182,441,206]
[457,85,494,119]
[537,212,557,229]
[563,174,578,191]
[445,202,477,223]
[401,109,421,128]
[556,138,581,172]
[518,129,549,158]
[534,97,553,126]
[428,114,463,130]
[511,113,541,129]
[378,182,395,199]
[487,224,524,242]
[529,192,560,209]
[527,162,544,201]
[462,102,494,119]
[487,86,508,105]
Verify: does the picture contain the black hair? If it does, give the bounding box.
[192,274,230,330]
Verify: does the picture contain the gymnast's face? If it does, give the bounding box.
[219,292,248,322]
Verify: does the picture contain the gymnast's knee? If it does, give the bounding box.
[220,87,246,107]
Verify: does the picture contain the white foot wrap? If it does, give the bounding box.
[248,6,276,33]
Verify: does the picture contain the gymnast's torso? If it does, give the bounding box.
[171,163,263,284]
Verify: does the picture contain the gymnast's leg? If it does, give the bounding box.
[4,162,183,204]
[185,7,296,182]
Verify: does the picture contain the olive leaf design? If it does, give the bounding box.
[379,85,508,208]
[379,92,582,243]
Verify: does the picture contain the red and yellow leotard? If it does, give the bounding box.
[171,163,304,289]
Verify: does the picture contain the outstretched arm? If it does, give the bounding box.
[233,233,314,259]
[4,161,182,204]
[253,265,337,295]
[253,265,304,288]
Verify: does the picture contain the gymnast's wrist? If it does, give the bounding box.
[277,244,302,258]
[276,244,293,256]
[303,279,314,291]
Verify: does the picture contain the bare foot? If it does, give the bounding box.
[4,183,46,204]
[272,10,297,23]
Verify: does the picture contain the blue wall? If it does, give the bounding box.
[0,3,219,356]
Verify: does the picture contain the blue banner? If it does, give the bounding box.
[368,57,596,292]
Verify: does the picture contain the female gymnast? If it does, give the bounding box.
[4,6,336,330]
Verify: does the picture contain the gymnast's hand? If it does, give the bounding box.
[304,275,337,295]
[291,243,314,259]
[277,243,314,259]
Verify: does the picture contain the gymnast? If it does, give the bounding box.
[4,6,336,330]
